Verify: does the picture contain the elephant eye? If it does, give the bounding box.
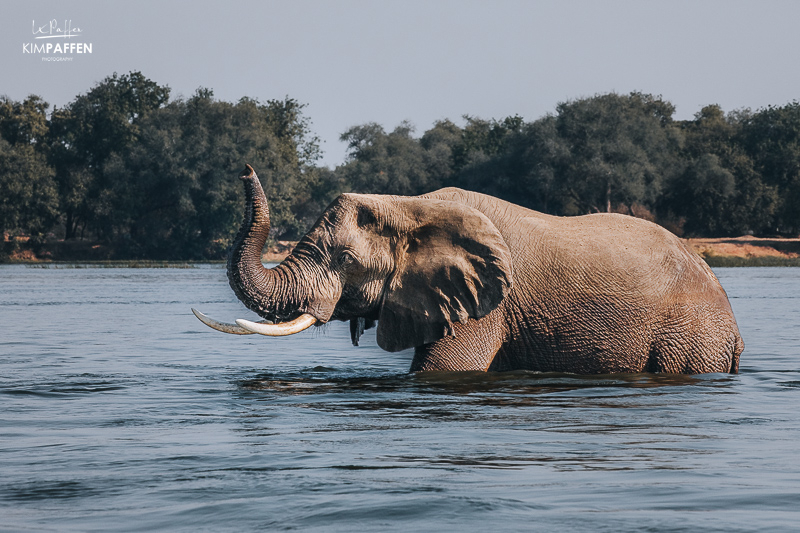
[337,250,355,268]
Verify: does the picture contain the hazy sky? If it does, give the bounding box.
[4,0,800,166]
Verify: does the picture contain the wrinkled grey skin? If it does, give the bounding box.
[228,165,743,374]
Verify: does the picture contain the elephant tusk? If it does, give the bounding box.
[235,313,317,336]
[192,308,259,335]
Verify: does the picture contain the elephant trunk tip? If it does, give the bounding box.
[240,164,256,180]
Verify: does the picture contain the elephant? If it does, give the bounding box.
[193,165,744,374]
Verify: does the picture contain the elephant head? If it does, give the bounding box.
[193,165,513,352]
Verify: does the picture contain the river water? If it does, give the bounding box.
[1,265,799,532]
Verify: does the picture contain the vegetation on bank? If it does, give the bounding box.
[701,256,800,267]
[2,71,800,263]
[10,238,800,267]
[687,237,800,267]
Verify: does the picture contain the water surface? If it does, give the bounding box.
[1,265,799,532]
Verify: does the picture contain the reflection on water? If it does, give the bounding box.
[1,265,799,532]
[239,368,710,407]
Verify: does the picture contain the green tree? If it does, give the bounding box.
[48,71,170,240]
[497,114,570,214]
[664,153,736,235]
[663,105,776,236]
[0,96,58,254]
[445,115,525,199]
[0,139,58,251]
[0,95,50,146]
[338,121,432,195]
[108,90,324,259]
[451,115,523,174]
[739,101,800,234]
[419,119,462,187]
[552,92,681,215]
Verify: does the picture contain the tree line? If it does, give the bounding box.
[337,93,798,239]
[2,71,799,260]
[1,72,330,260]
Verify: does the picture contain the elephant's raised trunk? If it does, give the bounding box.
[226,164,276,312]
[191,165,316,337]
[226,164,313,322]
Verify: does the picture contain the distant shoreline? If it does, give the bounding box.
[4,237,800,267]
[686,237,800,267]
[1,239,301,266]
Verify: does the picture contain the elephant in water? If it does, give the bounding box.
[193,165,743,374]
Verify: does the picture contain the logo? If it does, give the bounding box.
[22,19,93,62]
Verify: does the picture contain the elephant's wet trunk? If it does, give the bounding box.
[227,165,308,320]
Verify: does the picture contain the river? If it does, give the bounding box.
[1,265,799,532]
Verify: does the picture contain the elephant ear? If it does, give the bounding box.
[377,198,512,352]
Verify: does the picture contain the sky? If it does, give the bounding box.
[3,0,800,167]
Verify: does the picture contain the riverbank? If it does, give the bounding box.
[686,236,800,267]
[5,237,800,266]
[1,238,300,265]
